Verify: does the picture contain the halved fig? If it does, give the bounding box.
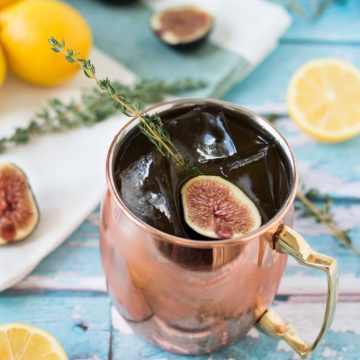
[150,6,213,49]
[181,176,261,240]
[0,163,39,245]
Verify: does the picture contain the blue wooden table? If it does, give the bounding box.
[1,1,360,359]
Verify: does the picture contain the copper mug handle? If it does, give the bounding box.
[257,225,339,357]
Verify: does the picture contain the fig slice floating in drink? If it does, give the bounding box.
[181,176,261,240]
[0,163,39,245]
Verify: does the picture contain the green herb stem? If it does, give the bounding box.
[49,37,193,170]
[0,79,205,154]
[296,191,360,256]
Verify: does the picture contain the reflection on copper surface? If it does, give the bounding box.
[100,187,291,354]
[100,99,298,355]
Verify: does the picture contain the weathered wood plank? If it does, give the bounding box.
[0,293,111,359]
[12,209,106,292]
[28,208,102,278]
[0,293,356,359]
[275,117,360,199]
[281,0,360,44]
[14,274,106,292]
[224,42,360,107]
[110,299,360,359]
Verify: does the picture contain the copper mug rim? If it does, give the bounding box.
[105,98,299,249]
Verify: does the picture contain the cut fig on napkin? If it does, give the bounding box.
[0,163,39,245]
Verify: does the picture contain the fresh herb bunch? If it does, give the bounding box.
[267,113,283,123]
[296,188,360,256]
[266,112,359,256]
[264,112,358,255]
[49,37,193,170]
[279,0,347,17]
[0,78,205,154]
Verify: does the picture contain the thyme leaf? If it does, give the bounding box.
[0,78,205,154]
[49,37,198,171]
[296,188,360,256]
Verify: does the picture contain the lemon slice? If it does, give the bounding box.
[287,59,360,143]
[0,323,68,360]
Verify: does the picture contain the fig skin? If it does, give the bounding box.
[0,163,39,245]
[150,6,214,50]
[99,0,138,5]
[181,176,261,240]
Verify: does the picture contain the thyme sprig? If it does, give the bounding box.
[264,112,358,255]
[0,79,205,154]
[296,189,360,256]
[286,0,347,17]
[49,37,191,170]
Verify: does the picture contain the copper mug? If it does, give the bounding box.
[100,99,338,357]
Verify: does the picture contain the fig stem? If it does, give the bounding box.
[296,190,360,256]
[49,37,193,171]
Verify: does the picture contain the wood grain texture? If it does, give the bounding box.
[1,1,360,359]
[281,0,360,43]
[110,299,360,360]
[225,42,360,106]
[0,292,111,359]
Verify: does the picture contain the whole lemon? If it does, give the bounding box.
[0,0,92,86]
[0,43,6,87]
[0,0,19,9]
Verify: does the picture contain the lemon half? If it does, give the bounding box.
[0,323,68,359]
[287,59,360,143]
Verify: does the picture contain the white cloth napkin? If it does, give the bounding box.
[0,0,291,291]
[147,0,291,69]
[0,49,135,291]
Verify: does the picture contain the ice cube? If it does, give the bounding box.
[221,144,285,223]
[166,106,237,164]
[195,109,237,163]
[118,152,187,237]
[145,192,171,219]
[119,154,156,221]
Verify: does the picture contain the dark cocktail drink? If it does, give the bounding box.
[100,100,295,353]
[114,102,291,239]
[100,100,336,357]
